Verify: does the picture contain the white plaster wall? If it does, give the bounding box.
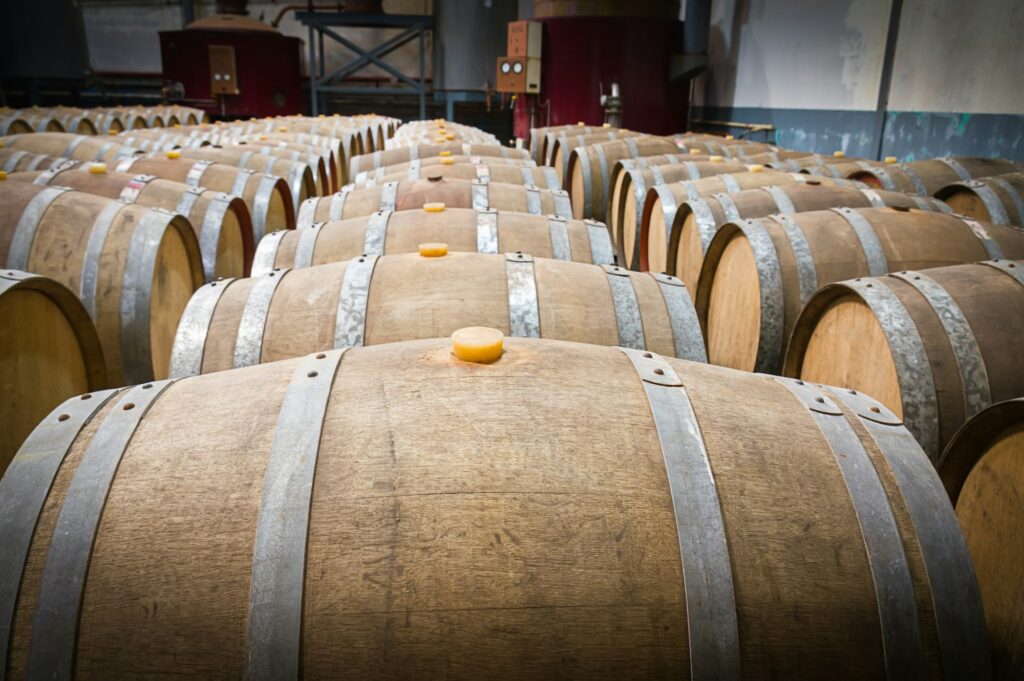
[888,0,1024,114]
[703,0,890,111]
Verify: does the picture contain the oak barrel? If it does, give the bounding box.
[566,137,682,219]
[550,130,645,183]
[174,146,319,207]
[0,270,106,478]
[936,172,1024,227]
[14,163,253,281]
[850,157,1024,196]
[0,133,138,164]
[0,149,68,173]
[353,154,537,184]
[350,143,530,178]
[297,178,573,227]
[938,398,1024,680]
[698,209,1024,377]
[252,206,615,275]
[349,161,561,191]
[784,259,1024,460]
[663,183,951,289]
[169,252,705,376]
[0,336,987,678]
[0,181,204,384]
[611,159,751,268]
[114,154,295,241]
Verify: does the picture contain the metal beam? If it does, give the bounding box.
[873,0,904,160]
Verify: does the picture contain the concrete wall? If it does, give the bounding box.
[695,0,1024,160]
[81,0,433,79]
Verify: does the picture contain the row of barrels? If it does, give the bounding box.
[0,105,207,136]
[0,118,1018,678]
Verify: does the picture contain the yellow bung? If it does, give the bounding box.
[833,150,846,158]
[423,202,446,213]
[748,164,764,172]
[88,163,107,175]
[418,242,448,257]
[439,151,453,157]
[885,156,898,163]
[451,327,504,364]
[441,157,455,165]
[165,150,181,160]
[709,155,723,162]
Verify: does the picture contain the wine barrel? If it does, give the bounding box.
[662,183,951,290]
[612,159,752,268]
[0,149,68,173]
[232,140,338,193]
[16,163,254,281]
[350,143,530,178]
[0,270,106,478]
[938,398,1024,681]
[349,161,561,191]
[529,124,608,164]
[169,252,705,376]
[567,137,686,221]
[936,172,1024,227]
[729,149,817,166]
[115,154,295,241]
[0,181,204,384]
[0,116,32,135]
[297,178,573,227]
[550,130,646,182]
[244,131,358,186]
[641,172,866,277]
[0,335,988,678]
[0,133,139,163]
[699,209,1024,376]
[174,146,320,207]
[17,112,65,133]
[850,157,1024,196]
[353,154,537,184]
[253,206,614,274]
[49,110,98,136]
[784,259,1024,462]
[683,139,779,158]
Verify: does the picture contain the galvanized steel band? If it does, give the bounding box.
[735,219,785,372]
[328,189,350,222]
[651,272,706,362]
[475,208,498,253]
[472,180,489,211]
[762,185,796,213]
[246,349,347,681]
[234,268,290,368]
[858,187,886,207]
[585,220,615,265]
[27,381,175,680]
[334,254,379,347]
[844,276,940,460]
[547,215,571,260]
[379,180,399,211]
[828,386,990,681]
[78,200,128,318]
[895,163,929,196]
[0,388,120,679]
[362,211,391,255]
[198,193,233,281]
[982,258,1024,287]
[829,207,889,275]
[505,252,541,337]
[293,222,324,269]
[169,277,237,377]
[252,230,286,277]
[987,176,1024,224]
[891,270,991,419]
[960,216,1005,260]
[602,264,646,349]
[939,157,972,182]
[772,213,818,307]
[719,173,741,193]
[773,377,924,678]
[525,186,542,215]
[552,189,572,218]
[8,185,69,270]
[714,192,742,223]
[617,348,740,681]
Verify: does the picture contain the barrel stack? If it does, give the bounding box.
[1,109,1021,679]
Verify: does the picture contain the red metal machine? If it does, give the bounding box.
[160,15,303,118]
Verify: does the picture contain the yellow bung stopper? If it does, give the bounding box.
[602,122,611,128]
[452,326,504,364]
[419,242,448,257]
[0,171,7,181]
[434,137,446,143]
[108,130,118,136]
[88,162,107,175]
[885,155,898,163]
[577,121,585,127]
[423,201,446,212]
[445,133,455,140]
[278,126,288,132]
[725,134,734,140]
[748,164,764,172]
[165,149,181,159]
[439,150,453,157]
[689,147,704,155]
[173,123,182,129]
[318,114,325,118]
[259,135,268,141]
[709,155,723,162]
[440,157,455,165]
[833,150,846,158]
